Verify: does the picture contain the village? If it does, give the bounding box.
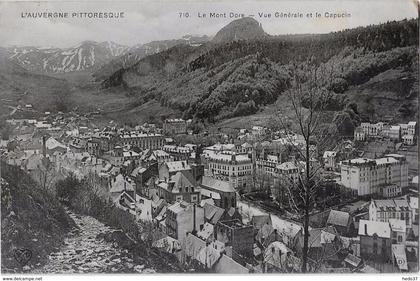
[0,111,418,273]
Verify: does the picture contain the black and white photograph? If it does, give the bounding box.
[0,0,418,278]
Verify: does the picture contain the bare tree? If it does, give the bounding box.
[273,61,338,272]
[37,158,56,194]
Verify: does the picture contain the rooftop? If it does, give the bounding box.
[164,161,191,172]
[388,219,406,233]
[358,219,391,239]
[201,176,235,193]
[327,210,350,227]
[276,161,298,171]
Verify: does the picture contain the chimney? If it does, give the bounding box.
[364,223,368,235]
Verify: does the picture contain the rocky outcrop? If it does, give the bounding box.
[212,17,266,44]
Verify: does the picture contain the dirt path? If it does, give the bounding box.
[32,210,155,274]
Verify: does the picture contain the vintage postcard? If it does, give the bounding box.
[0,0,418,278]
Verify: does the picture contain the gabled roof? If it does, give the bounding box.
[204,203,225,225]
[158,170,197,194]
[251,215,272,230]
[171,170,196,190]
[214,254,248,274]
[241,142,253,148]
[327,210,350,227]
[110,174,135,193]
[302,226,338,248]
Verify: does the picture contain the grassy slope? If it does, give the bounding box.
[0,58,72,116]
[1,163,74,273]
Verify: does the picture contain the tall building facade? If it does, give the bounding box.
[340,155,409,196]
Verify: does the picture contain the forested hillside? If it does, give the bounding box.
[101,18,418,131]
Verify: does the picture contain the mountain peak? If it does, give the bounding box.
[212,17,266,43]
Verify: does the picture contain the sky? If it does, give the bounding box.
[0,0,417,48]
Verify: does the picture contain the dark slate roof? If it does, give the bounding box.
[327,210,350,227]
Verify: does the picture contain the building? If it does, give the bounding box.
[200,176,237,209]
[340,155,409,196]
[389,219,406,245]
[358,220,392,262]
[354,127,366,142]
[162,145,192,161]
[158,160,192,182]
[369,199,412,228]
[203,203,242,226]
[163,119,189,135]
[165,201,204,243]
[323,151,337,171]
[407,121,417,135]
[402,134,415,146]
[235,142,253,155]
[326,210,354,236]
[143,149,173,166]
[276,161,299,184]
[215,219,254,258]
[389,126,401,141]
[119,132,164,150]
[156,170,200,204]
[207,152,253,191]
[408,197,418,225]
[360,122,384,136]
[294,226,341,264]
[256,153,281,178]
[380,184,401,198]
[109,174,135,202]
